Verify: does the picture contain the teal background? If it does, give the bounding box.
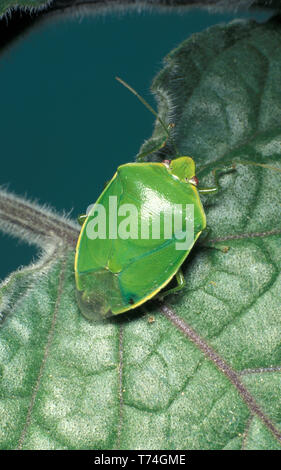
[0,8,271,281]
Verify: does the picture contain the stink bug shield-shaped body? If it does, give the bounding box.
[75,157,206,320]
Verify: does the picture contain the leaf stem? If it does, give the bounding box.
[0,189,79,249]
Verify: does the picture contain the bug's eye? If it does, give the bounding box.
[188,176,199,186]
[163,159,171,168]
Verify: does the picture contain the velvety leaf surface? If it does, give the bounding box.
[0,17,281,450]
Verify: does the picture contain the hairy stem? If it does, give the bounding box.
[0,189,79,249]
[0,1,278,56]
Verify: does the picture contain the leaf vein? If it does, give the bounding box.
[160,302,281,443]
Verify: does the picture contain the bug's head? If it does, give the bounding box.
[165,156,198,186]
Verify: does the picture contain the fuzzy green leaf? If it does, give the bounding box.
[1,17,281,450]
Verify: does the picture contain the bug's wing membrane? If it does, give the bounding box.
[76,270,125,321]
[76,162,207,318]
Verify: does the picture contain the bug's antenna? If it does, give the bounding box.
[237,160,281,173]
[116,77,179,156]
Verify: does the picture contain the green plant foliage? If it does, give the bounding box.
[0,17,281,449]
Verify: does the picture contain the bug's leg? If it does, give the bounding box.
[157,269,186,301]
[137,134,169,161]
[198,164,236,194]
[232,160,281,173]
[202,243,230,253]
[198,226,230,253]
[77,214,87,226]
[198,161,280,194]
[198,225,211,243]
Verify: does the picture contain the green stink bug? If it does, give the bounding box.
[75,79,280,321]
[75,156,209,320]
